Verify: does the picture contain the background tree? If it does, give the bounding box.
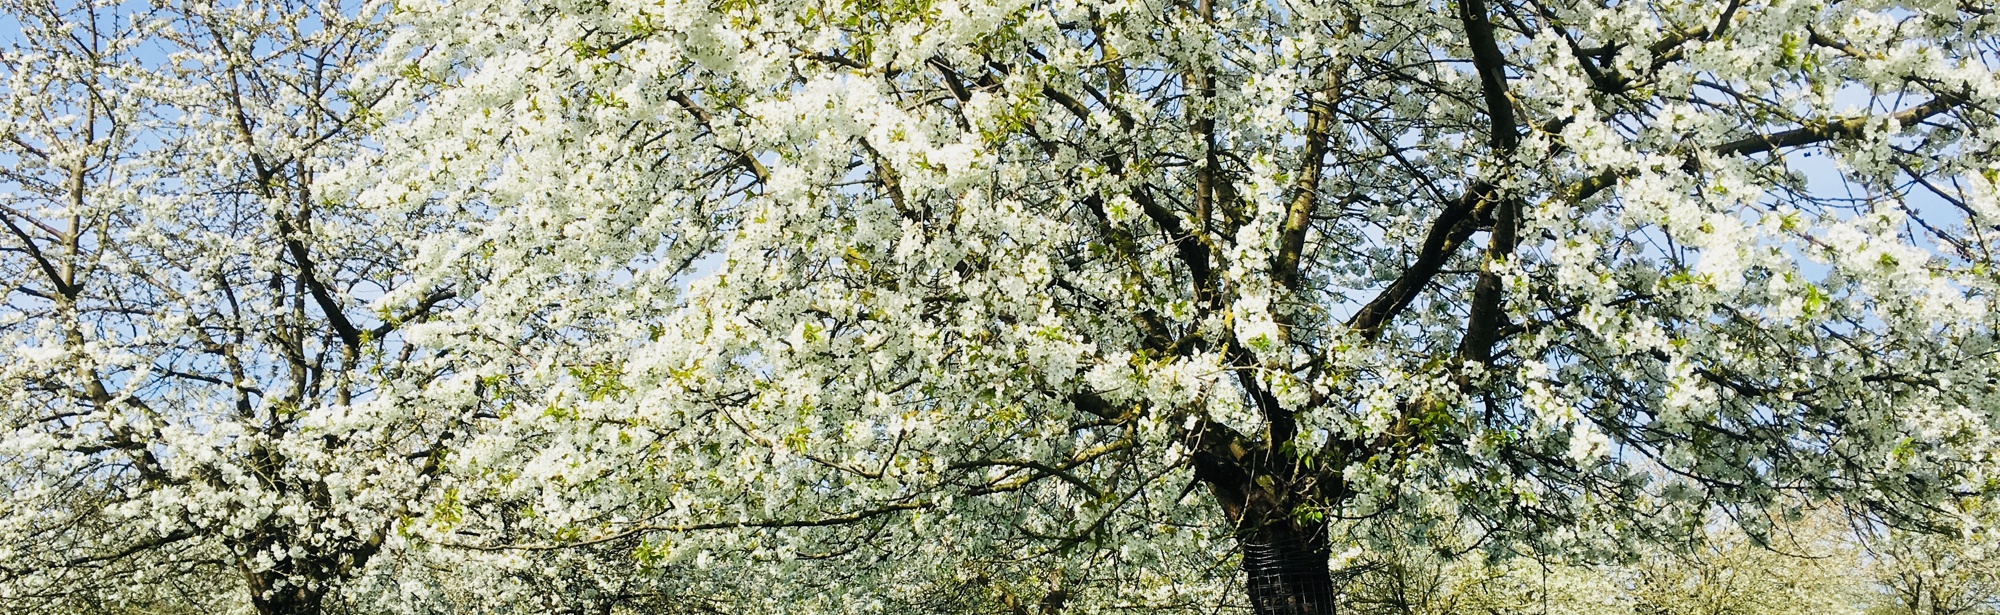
[1865,528,2000,615]
[361,0,2000,612]
[1336,503,1881,615]
[0,1,466,613]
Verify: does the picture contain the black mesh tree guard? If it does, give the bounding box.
[1240,523,1335,615]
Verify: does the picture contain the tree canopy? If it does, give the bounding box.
[5,0,2000,613]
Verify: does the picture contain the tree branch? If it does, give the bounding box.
[1274,41,1351,291]
[1456,0,1522,364]
[1712,92,1964,157]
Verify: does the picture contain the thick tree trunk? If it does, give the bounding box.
[232,521,382,615]
[236,539,356,615]
[1239,520,1335,615]
[244,569,327,615]
[1194,446,1339,615]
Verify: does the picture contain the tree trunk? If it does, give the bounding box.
[1239,520,1335,615]
[236,539,348,615]
[233,521,382,615]
[244,569,327,615]
[1193,444,1340,615]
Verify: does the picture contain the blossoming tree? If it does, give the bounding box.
[8,0,2000,612]
[360,0,2000,611]
[0,1,467,613]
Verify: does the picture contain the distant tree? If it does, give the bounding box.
[1866,529,2000,615]
[1340,504,1881,615]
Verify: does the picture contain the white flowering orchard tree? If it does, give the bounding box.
[0,1,468,613]
[369,0,2000,612]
